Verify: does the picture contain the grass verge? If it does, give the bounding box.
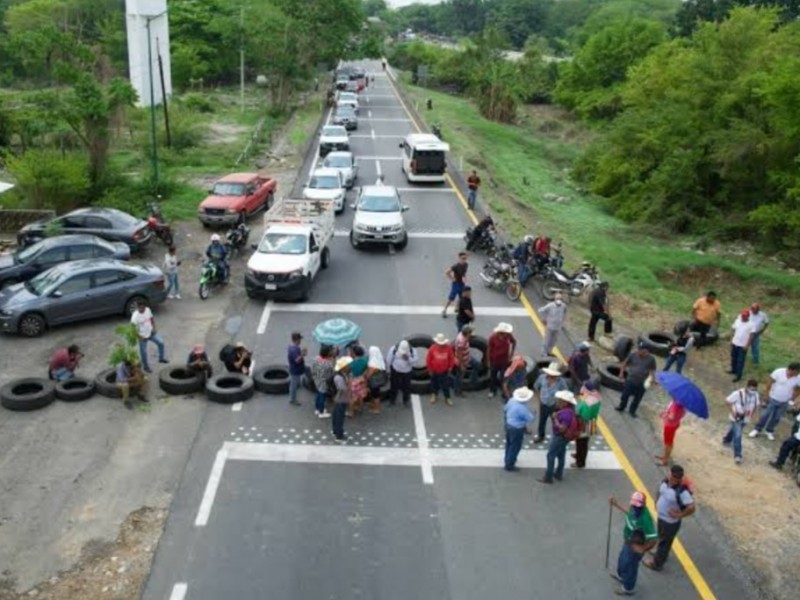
[402,80,800,371]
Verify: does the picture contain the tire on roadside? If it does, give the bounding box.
[55,376,96,402]
[598,362,625,392]
[95,368,122,399]
[613,335,634,362]
[409,378,433,395]
[638,331,675,357]
[1,377,56,411]
[206,373,255,404]
[159,366,205,396]
[461,336,490,391]
[302,366,318,393]
[408,334,434,382]
[253,364,291,394]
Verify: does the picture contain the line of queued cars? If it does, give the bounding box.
[305,65,411,249]
[0,208,169,336]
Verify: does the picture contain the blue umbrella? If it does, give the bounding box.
[312,318,362,346]
[655,371,709,419]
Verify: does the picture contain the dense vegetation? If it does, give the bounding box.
[383,0,800,253]
[0,0,364,214]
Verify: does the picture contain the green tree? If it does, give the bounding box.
[554,18,666,119]
[6,149,90,211]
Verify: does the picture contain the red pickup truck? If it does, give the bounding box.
[198,173,277,227]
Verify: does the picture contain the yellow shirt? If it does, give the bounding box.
[693,297,721,325]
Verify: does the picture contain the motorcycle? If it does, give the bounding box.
[539,260,602,303]
[146,201,174,247]
[225,222,250,259]
[479,250,522,302]
[464,225,497,255]
[198,260,227,300]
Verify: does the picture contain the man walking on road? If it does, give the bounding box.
[538,293,567,356]
[532,362,568,443]
[750,362,800,440]
[644,465,696,572]
[722,379,760,464]
[442,252,469,318]
[691,290,721,348]
[503,386,535,472]
[487,322,516,398]
[131,301,167,373]
[456,286,475,333]
[539,390,578,484]
[616,343,657,418]
[588,282,613,341]
[609,492,658,596]
[287,332,306,406]
[729,309,755,382]
[748,302,769,366]
[466,170,481,210]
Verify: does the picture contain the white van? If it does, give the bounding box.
[400,133,450,183]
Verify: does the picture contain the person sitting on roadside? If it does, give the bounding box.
[48,344,83,381]
[116,359,149,410]
[224,342,252,375]
[691,290,721,348]
[186,343,213,381]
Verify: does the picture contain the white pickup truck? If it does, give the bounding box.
[245,198,334,301]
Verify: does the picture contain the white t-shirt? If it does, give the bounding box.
[769,368,800,403]
[731,318,755,347]
[131,307,154,338]
[725,388,760,423]
[749,310,769,334]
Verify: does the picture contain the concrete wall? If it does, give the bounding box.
[125,0,173,108]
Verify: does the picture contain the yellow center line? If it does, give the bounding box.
[384,63,716,600]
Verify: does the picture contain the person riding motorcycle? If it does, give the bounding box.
[533,235,551,272]
[466,215,494,250]
[513,235,535,285]
[206,234,229,283]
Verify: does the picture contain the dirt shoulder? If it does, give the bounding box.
[0,99,322,600]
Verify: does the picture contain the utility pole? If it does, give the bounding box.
[240,6,245,113]
[146,16,158,188]
[157,36,172,148]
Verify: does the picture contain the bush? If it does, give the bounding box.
[5,149,90,212]
[181,93,216,113]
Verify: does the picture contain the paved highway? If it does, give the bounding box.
[143,61,752,600]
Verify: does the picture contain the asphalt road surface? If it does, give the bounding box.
[143,62,752,600]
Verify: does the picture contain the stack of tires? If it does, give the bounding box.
[0,376,97,412]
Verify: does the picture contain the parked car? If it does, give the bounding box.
[17,207,152,251]
[0,259,167,337]
[320,151,358,189]
[0,235,130,288]
[302,168,346,214]
[198,173,277,227]
[333,105,358,130]
[319,125,350,157]
[349,184,409,249]
[336,91,359,113]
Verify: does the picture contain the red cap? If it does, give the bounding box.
[740,309,750,318]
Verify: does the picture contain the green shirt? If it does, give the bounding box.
[350,356,369,377]
[623,507,657,543]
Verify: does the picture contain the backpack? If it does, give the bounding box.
[219,344,235,364]
[563,410,581,441]
[662,478,694,511]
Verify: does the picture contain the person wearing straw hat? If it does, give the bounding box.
[487,322,517,398]
[608,491,658,595]
[503,386,536,472]
[332,357,353,442]
[532,362,568,443]
[539,389,578,484]
[426,333,456,405]
[186,343,212,382]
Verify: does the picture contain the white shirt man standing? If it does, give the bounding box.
[729,310,755,383]
[750,363,800,441]
[748,302,769,366]
[722,379,760,463]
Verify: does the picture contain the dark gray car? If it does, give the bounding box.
[17,207,152,251]
[0,235,131,288]
[0,259,167,337]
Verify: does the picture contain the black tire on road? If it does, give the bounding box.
[55,376,96,402]
[395,235,408,251]
[206,373,254,404]
[638,331,675,357]
[408,334,434,381]
[253,364,291,394]
[613,334,634,362]
[505,281,521,302]
[409,378,433,395]
[302,366,318,393]
[159,366,205,396]
[1,377,56,411]
[598,362,626,392]
[95,368,122,399]
[321,247,330,269]
[18,312,46,337]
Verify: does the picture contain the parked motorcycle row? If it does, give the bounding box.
[464,225,604,303]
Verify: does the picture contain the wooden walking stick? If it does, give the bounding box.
[605,501,613,569]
